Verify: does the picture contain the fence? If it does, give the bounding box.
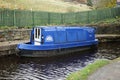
[0,7,120,27]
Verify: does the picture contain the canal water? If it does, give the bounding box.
[0,42,120,80]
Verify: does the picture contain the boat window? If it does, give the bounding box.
[35,28,41,39]
[32,34,34,41]
[35,28,37,38]
[38,29,40,38]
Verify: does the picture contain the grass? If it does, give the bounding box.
[92,17,120,25]
[0,0,91,13]
[64,17,120,27]
[66,59,110,80]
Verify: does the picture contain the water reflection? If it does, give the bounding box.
[96,42,120,59]
[0,42,120,80]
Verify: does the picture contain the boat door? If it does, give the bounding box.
[34,27,41,45]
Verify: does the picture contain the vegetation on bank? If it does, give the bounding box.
[66,57,120,80]
[92,0,116,9]
[0,0,90,13]
[66,59,110,80]
[0,0,117,12]
[90,17,120,26]
[69,17,120,26]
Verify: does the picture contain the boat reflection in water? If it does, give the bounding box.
[0,49,98,80]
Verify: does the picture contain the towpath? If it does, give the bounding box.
[96,34,120,38]
[88,59,120,80]
[0,40,29,47]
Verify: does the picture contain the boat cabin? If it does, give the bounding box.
[30,26,95,45]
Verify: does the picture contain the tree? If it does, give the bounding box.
[87,0,92,6]
[93,0,117,9]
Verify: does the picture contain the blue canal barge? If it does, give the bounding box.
[17,26,98,57]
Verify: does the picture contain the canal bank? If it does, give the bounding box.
[0,40,29,56]
[88,58,120,80]
[0,34,120,56]
[66,58,120,80]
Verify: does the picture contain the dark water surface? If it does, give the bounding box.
[0,42,120,80]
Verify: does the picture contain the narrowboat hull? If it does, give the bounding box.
[17,39,98,57]
[17,46,97,57]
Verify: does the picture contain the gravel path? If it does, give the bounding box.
[88,61,120,80]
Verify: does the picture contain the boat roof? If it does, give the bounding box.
[34,26,93,30]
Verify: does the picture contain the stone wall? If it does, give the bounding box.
[0,29,31,42]
[0,25,120,42]
[94,24,120,34]
[0,44,16,56]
